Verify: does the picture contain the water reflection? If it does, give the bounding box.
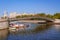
[29,24,51,34]
[0,23,52,40]
[54,24,60,30]
[9,24,51,35]
[0,29,9,40]
[7,24,53,40]
[0,23,60,40]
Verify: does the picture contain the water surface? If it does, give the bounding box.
[0,22,60,40]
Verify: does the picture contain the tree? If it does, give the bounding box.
[36,13,46,17]
[16,16,21,18]
[46,14,53,18]
[53,13,60,19]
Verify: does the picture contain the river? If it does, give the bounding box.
[0,21,60,40]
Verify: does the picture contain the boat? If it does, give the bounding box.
[9,23,31,31]
[9,27,16,32]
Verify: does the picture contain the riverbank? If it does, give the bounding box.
[53,19,60,24]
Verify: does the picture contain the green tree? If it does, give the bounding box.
[16,16,21,18]
[53,13,60,19]
[36,13,46,17]
[46,14,53,18]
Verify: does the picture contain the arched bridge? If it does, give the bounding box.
[9,17,54,22]
[0,17,54,23]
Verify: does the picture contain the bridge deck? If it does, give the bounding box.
[0,17,54,22]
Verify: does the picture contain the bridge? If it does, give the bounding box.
[0,17,54,29]
[0,17,54,22]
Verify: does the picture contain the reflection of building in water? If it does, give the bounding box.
[0,29,8,40]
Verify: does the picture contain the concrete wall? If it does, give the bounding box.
[0,22,8,29]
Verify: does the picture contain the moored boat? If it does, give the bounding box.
[9,23,31,31]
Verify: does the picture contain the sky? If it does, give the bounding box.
[0,0,60,16]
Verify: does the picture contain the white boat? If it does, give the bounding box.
[9,27,16,32]
[9,23,31,31]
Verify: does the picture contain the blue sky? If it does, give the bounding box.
[0,0,60,16]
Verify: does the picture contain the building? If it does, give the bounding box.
[9,12,17,18]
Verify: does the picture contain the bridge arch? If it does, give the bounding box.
[23,17,54,22]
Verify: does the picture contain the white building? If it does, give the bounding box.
[9,12,35,18]
[16,12,35,16]
[9,12,17,18]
